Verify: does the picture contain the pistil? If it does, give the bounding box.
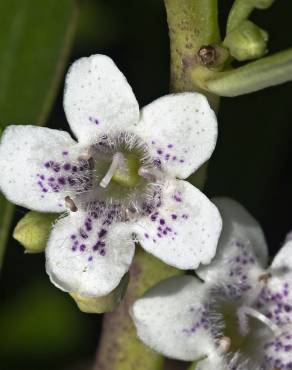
[100,152,125,188]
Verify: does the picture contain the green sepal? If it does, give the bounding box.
[70,273,129,314]
[224,21,268,61]
[13,211,58,253]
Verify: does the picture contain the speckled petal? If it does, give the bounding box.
[197,198,268,283]
[271,237,292,273]
[64,54,139,144]
[254,276,292,327]
[46,209,135,297]
[135,180,222,269]
[131,275,217,361]
[0,125,80,212]
[133,93,217,179]
[260,325,292,370]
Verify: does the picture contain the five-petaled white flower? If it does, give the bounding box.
[0,54,222,297]
[132,198,292,370]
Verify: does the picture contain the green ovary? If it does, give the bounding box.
[112,153,141,188]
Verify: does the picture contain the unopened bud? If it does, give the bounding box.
[13,211,57,253]
[224,20,268,61]
[70,273,129,313]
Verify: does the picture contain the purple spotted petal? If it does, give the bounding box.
[64,54,139,144]
[197,198,268,284]
[46,207,135,297]
[134,93,217,179]
[134,179,222,269]
[131,275,218,361]
[0,125,79,212]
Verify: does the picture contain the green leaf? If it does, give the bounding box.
[0,0,78,270]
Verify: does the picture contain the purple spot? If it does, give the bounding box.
[62,151,69,156]
[160,219,165,225]
[53,163,61,172]
[157,149,163,155]
[171,214,177,220]
[144,233,149,238]
[80,244,86,252]
[100,248,106,256]
[44,161,53,168]
[89,116,99,125]
[63,163,71,171]
[98,229,107,238]
[168,144,173,149]
[88,256,93,261]
[58,177,66,185]
[153,158,161,167]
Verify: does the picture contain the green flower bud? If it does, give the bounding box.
[70,273,129,313]
[13,211,57,253]
[251,0,275,9]
[223,21,268,61]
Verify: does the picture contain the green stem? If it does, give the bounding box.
[201,48,292,97]
[164,0,220,110]
[94,2,221,370]
[0,195,14,271]
[94,248,180,370]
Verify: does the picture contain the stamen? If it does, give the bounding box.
[65,196,78,212]
[238,306,281,337]
[100,152,125,188]
[218,336,231,353]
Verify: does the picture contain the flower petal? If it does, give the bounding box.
[64,54,139,144]
[271,237,292,273]
[197,198,268,283]
[260,325,292,369]
[46,208,135,297]
[254,274,292,326]
[131,275,217,361]
[133,93,217,179]
[135,180,222,269]
[0,125,80,212]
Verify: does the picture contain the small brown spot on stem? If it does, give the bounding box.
[198,45,217,67]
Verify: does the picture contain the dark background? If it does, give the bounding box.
[0,1,292,369]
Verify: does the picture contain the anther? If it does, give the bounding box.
[258,272,272,284]
[65,196,78,212]
[218,336,231,353]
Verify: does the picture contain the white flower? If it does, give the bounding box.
[132,198,292,370]
[0,55,222,297]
